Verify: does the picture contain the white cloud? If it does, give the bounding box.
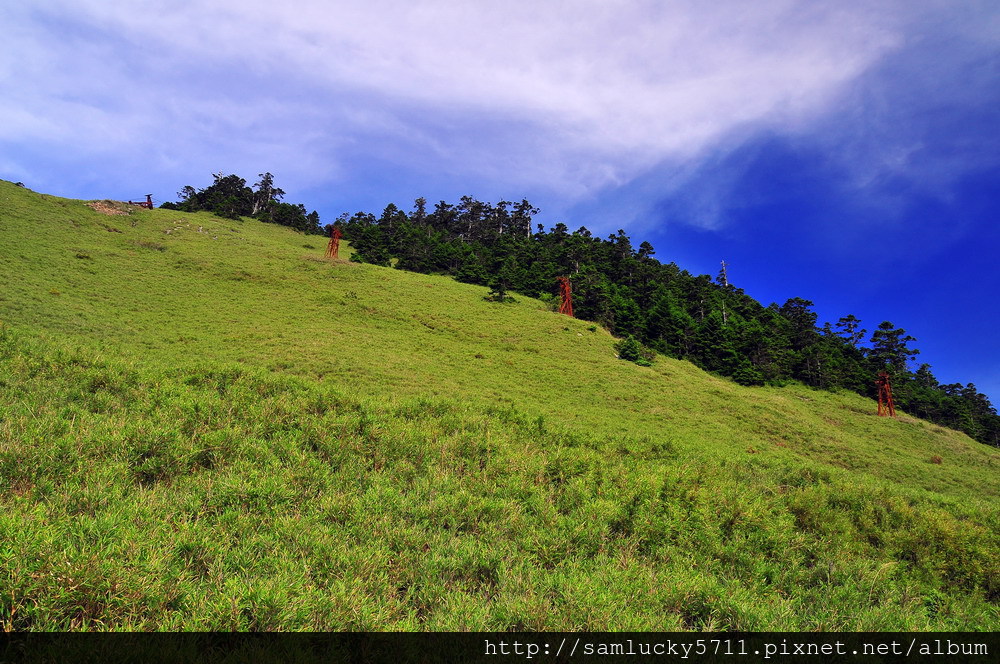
[1,0,996,211]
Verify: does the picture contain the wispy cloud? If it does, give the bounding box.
[4,1,926,194]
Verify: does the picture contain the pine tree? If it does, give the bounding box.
[869,321,919,373]
[835,314,867,347]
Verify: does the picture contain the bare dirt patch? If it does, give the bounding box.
[87,200,135,216]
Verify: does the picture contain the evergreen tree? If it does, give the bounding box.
[869,321,919,373]
[835,314,867,347]
[252,172,284,216]
[488,256,518,302]
[779,297,819,351]
[168,172,320,232]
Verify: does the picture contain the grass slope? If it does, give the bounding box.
[1,180,997,630]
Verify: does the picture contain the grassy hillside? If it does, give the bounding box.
[1,180,997,630]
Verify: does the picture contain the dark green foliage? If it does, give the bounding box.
[732,361,766,386]
[167,172,321,233]
[835,314,867,347]
[487,256,519,303]
[869,321,920,374]
[615,335,654,367]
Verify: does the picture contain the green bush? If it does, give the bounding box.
[615,335,654,366]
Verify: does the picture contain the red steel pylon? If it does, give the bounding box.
[875,371,896,417]
[326,225,342,259]
[557,276,573,317]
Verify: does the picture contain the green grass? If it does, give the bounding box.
[0,180,997,630]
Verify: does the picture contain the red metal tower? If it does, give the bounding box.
[557,276,573,317]
[326,225,342,259]
[875,371,896,417]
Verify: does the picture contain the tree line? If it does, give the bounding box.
[339,196,1000,448]
[161,172,323,235]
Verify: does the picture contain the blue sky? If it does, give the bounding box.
[3,1,999,401]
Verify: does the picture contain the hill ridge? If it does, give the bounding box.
[0,180,997,629]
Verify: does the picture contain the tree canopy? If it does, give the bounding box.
[161,172,322,234]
